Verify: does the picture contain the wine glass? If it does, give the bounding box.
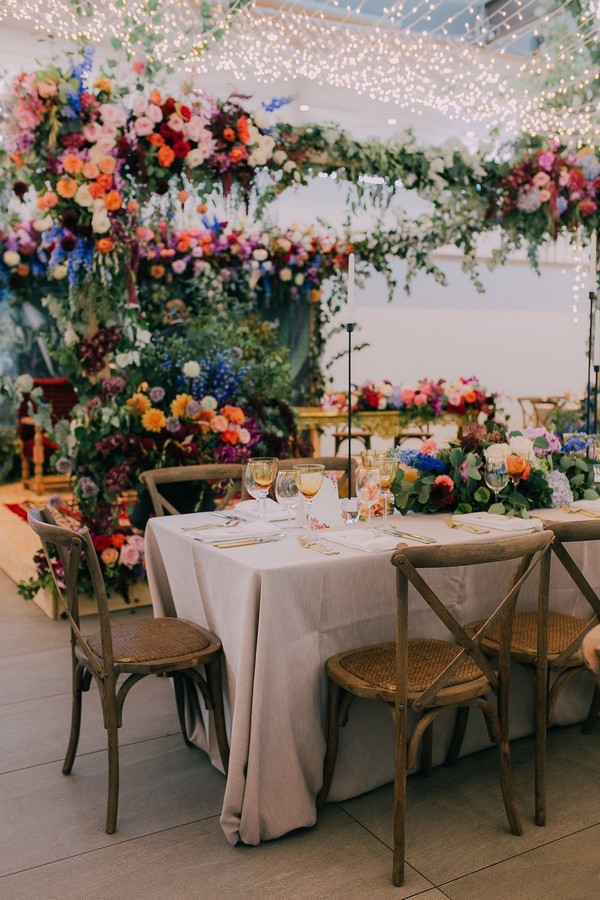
[244,462,262,501]
[293,464,325,543]
[275,471,300,529]
[248,457,278,522]
[376,457,399,528]
[356,466,382,528]
[506,455,529,491]
[484,458,509,505]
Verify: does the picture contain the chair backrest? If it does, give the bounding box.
[275,457,356,497]
[537,518,600,667]
[27,508,115,679]
[18,378,78,427]
[140,463,245,517]
[391,531,553,707]
[517,396,562,429]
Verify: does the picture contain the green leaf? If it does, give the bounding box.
[474,487,490,504]
[449,447,465,468]
[110,37,122,50]
[488,502,506,515]
[583,488,599,500]
[533,436,549,450]
[575,458,590,472]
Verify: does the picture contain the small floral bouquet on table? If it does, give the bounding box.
[394,423,600,518]
[440,376,496,419]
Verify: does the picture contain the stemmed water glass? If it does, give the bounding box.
[275,471,300,529]
[356,466,382,528]
[248,457,278,522]
[376,457,399,528]
[484,458,509,505]
[293,464,325,543]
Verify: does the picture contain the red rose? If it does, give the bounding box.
[92,534,111,552]
[579,199,597,218]
[159,123,179,142]
[173,140,191,159]
[180,105,191,122]
[570,169,586,191]
[161,97,177,117]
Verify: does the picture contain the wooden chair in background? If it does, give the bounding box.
[517,396,563,429]
[28,507,229,834]
[316,531,553,886]
[140,463,246,517]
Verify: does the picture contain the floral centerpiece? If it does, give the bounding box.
[395,424,600,517]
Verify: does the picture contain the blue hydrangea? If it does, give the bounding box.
[579,154,600,182]
[546,470,574,508]
[563,436,588,453]
[395,448,447,475]
[556,196,568,216]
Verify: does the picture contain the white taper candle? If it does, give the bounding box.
[590,230,597,294]
[347,252,355,320]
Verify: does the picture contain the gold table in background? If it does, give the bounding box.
[293,407,440,454]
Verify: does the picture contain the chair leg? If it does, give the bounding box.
[445,706,469,767]
[534,663,548,827]
[420,722,433,776]
[582,683,600,735]
[317,679,346,809]
[63,661,88,775]
[105,701,120,834]
[173,673,195,749]
[207,657,230,774]
[482,694,522,837]
[392,705,408,887]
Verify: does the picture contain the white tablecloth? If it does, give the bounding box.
[144,509,598,845]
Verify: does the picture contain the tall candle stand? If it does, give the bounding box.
[346,320,354,493]
[586,290,595,434]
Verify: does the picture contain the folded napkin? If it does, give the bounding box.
[570,499,600,513]
[183,520,280,544]
[233,498,290,522]
[324,528,401,553]
[452,513,543,534]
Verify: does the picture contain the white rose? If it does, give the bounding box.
[15,373,34,393]
[91,211,111,234]
[74,184,94,208]
[253,248,268,261]
[52,264,68,280]
[32,218,52,233]
[252,109,270,130]
[200,395,217,411]
[185,148,210,168]
[509,435,534,459]
[294,274,305,286]
[247,149,269,167]
[3,251,20,267]
[279,267,292,282]
[272,150,287,165]
[282,160,296,173]
[238,427,251,445]
[484,443,511,461]
[182,360,201,378]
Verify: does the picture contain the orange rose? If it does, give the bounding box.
[176,236,191,253]
[126,393,151,415]
[463,391,477,404]
[150,265,165,278]
[10,152,23,168]
[148,133,164,147]
[96,238,114,254]
[96,173,113,191]
[104,190,122,211]
[157,145,175,167]
[110,533,127,549]
[223,127,236,142]
[88,181,105,199]
[237,116,251,143]
[221,404,245,425]
[199,409,215,422]
[98,156,116,174]
[141,408,167,432]
[507,456,531,481]
[17,263,30,276]
[150,90,162,105]
[82,161,100,179]
[170,393,194,418]
[221,429,240,445]
[56,178,78,198]
[62,154,84,174]
[230,146,245,164]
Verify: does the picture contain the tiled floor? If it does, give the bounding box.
[1,569,599,900]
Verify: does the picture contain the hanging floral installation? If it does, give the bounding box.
[0,44,598,602]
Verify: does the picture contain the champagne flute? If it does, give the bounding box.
[248,457,278,522]
[293,464,325,543]
[376,457,399,528]
[356,466,382,528]
[484,458,509,505]
[275,471,300,529]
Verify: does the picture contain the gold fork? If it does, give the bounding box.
[444,516,490,534]
[561,503,600,519]
[298,537,339,555]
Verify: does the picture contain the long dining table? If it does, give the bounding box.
[144,507,599,846]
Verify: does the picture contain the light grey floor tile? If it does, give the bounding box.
[0,610,70,658]
[441,824,600,900]
[340,725,600,885]
[0,805,434,900]
[0,675,181,773]
[0,645,72,705]
[0,734,225,877]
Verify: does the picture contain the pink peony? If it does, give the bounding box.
[147,104,163,124]
[132,94,148,117]
[413,393,427,405]
[83,122,103,143]
[119,544,140,568]
[171,259,187,274]
[533,172,550,187]
[100,104,127,128]
[134,116,154,137]
[185,115,210,142]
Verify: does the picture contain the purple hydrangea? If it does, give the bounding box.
[579,154,600,182]
[166,416,181,433]
[55,456,72,475]
[513,427,562,457]
[546,470,574,508]
[149,386,165,403]
[78,476,98,498]
[556,196,568,216]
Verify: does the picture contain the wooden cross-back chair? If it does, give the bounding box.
[464,518,600,828]
[316,531,553,887]
[275,456,357,498]
[140,463,246,517]
[28,507,229,834]
[517,396,563,429]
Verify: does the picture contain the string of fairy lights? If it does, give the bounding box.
[0,1,597,137]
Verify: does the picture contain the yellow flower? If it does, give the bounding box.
[126,393,151,416]
[94,77,113,94]
[141,408,167,433]
[170,393,194,418]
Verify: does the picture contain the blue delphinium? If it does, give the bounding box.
[188,351,249,406]
[396,448,448,475]
[563,436,588,454]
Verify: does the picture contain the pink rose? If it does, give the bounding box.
[558,168,570,187]
[413,392,427,406]
[119,544,140,568]
[132,95,148,117]
[83,122,103,143]
[147,104,163,124]
[171,259,187,274]
[126,535,145,552]
[101,104,127,128]
[211,415,228,433]
[539,189,551,202]
[538,151,555,172]
[132,59,147,75]
[533,172,550,187]
[101,547,119,566]
[185,115,209,142]
[168,114,185,133]
[134,116,154,137]
[37,80,58,99]
[401,388,415,405]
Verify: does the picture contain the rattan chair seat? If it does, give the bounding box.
[86,619,211,664]
[471,611,587,662]
[339,639,485,695]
